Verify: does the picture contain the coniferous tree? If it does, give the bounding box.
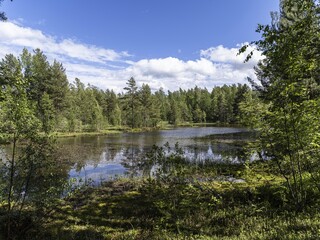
[154,88,169,122]
[123,77,140,128]
[48,60,69,112]
[139,83,154,127]
[233,84,250,122]
[104,89,120,125]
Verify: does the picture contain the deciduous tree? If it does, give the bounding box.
[240,0,320,209]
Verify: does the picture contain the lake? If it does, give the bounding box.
[58,126,256,184]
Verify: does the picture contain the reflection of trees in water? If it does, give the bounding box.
[57,143,107,171]
[104,145,121,162]
[119,142,254,176]
[60,142,254,177]
[121,146,146,176]
[201,131,258,142]
[56,131,257,180]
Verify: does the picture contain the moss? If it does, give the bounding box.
[35,173,319,239]
[3,160,319,239]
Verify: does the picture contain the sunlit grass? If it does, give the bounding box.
[41,169,320,239]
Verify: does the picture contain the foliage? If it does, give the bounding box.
[0,52,69,239]
[39,147,320,239]
[1,49,256,133]
[238,91,269,129]
[239,0,320,209]
[122,77,140,129]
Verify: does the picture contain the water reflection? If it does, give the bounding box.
[57,127,257,184]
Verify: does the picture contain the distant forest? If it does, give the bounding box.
[0,48,255,132]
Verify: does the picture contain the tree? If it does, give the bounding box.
[104,89,122,126]
[39,92,55,134]
[27,49,51,104]
[48,60,69,113]
[241,0,320,209]
[139,83,153,127]
[26,49,54,131]
[154,88,169,122]
[209,89,219,122]
[199,88,211,122]
[233,84,250,122]
[123,77,140,129]
[0,49,72,132]
[167,91,183,125]
[0,54,22,101]
[0,53,67,238]
[238,90,268,128]
[68,80,105,131]
[0,82,38,239]
[66,78,85,132]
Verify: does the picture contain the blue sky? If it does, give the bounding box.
[0,0,279,91]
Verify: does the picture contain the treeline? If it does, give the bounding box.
[0,48,253,132]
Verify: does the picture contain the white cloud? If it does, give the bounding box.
[118,58,254,91]
[0,21,262,92]
[200,43,262,68]
[0,21,129,64]
[11,18,24,26]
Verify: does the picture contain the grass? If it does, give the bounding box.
[51,125,159,138]
[52,130,122,138]
[51,122,242,139]
[1,147,319,239]
[43,181,320,239]
[38,161,320,240]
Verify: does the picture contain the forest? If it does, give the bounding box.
[0,0,320,239]
[0,48,254,134]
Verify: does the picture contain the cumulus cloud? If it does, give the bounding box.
[200,43,262,67]
[0,21,263,92]
[0,21,130,64]
[124,57,257,91]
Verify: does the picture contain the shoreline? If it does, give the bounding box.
[52,122,245,138]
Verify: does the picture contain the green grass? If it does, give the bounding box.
[48,122,243,138]
[1,155,319,239]
[40,166,320,240]
[52,130,122,138]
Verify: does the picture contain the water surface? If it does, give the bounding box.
[58,126,255,184]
